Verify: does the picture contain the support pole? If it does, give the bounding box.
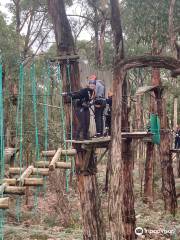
[17,166,34,185]
[49,148,62,171]
[0,183,8,194]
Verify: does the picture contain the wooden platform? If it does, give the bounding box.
[49,55,79,62]
[170,149,180,153]
[66,132,152,148]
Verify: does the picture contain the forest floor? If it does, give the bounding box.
[4,163,180,240]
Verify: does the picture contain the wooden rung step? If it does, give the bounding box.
[17,165,34,185]
[41,149,77,157]
[2,178,44,186]
[9,167,49,176]
[0,182,25,195]
[4,186,25,195]
[0,197,10,209]
[35,161,71,169]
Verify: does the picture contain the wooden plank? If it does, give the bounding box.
[9,167,25,175]
[1,178,44,186]
[35,161,71,169]
[9,167,49,176]
[0,197,10,209]
[1,179,16,185]
[41,149,77,157]
[170,149,180,153]
[4,186,25,195]
[17,165,34,185]
[66,136,111,144]
[49,148,62,171]
[24,178,44,186]
[49,55,79,62]
[122,132,152,138]
[66,132,152,145]
[32,168,49,176]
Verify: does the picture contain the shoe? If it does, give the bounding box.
[93,133,103,138]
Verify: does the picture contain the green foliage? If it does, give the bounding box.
[122,0,180,55]
[0,12,19,65]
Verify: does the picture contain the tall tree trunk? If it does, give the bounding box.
[155,92,177,215]
[143,67,158,204]
[48,1,105,238]
[109,1,124,238]
[76,148,106,240]
[144,142,154,204]
[121,77,136,240]
[109,1,136,239]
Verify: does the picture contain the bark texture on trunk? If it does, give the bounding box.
[121,77,136,240]
[144,142,154,204]
[160,132,177,215]
[108,68,123,240]
[48,0,75,55]
[122,139,136,240]
[173,97,178,130]
[78,174,106,240]
[177,153,180,178]
[109,0,136,239]
[156,96,177,215]
[76,147,106,240]
[48,2,105,238]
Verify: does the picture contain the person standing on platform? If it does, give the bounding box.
[105,89,113,136]
[175,125,180,149]
[63,87,94,140]
[88,75,106,138]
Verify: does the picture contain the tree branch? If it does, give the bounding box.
[118,55,180,77]
[67,14,94,23]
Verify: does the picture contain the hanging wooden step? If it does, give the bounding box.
[35,161,71,169]
[41,149,77,157]
[2,178,44,186]
[17,165,34,185]
[4,186,25,195]
[9,167,49,176]
[0,197,10,209]
[0,182,25,195]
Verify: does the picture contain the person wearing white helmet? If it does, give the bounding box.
[89,75,106,138]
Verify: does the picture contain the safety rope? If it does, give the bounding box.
[30,62,40,210]
[15,62,24,222]
[66,61,75,175]
[43,62,50,194]
[57,63,70,192]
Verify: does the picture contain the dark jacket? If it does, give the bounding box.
[69,88,94,108]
